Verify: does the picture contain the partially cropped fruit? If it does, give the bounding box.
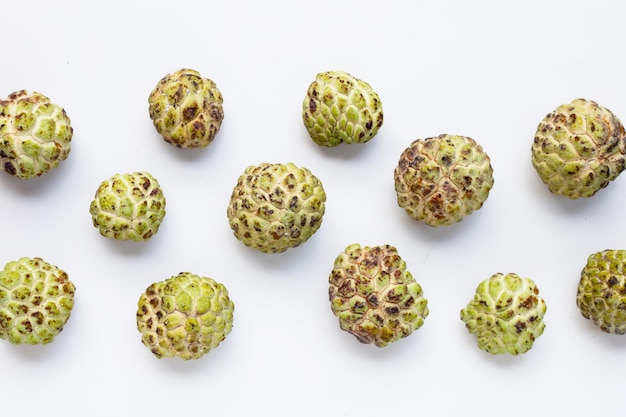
[302,70,383,147]
[227,162,326,253]
[328,243,428,348]
[136,272,234,360]
[148,68,224,149]
[89,171,166,241]
[394,134,494,227]
[461,272,547,355]
[0,257,75,345]
[0,90,72,179]
[531,98,626,198]
[577,249,626,334]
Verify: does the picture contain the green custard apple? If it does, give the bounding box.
[0,90,72,179]
[328,243,428,348]
[136,272,234,360]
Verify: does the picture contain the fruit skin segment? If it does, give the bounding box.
[0,257,76,345]
[328,243,428,348]
[460,272,546,355]
[302,70,383,147]
[577,249,626,334]
[531,98,626,199]
[148,68,224,149]
[0,90,72,179]
[394,134,494,227]
[136,272,234,360]
[227,162,326,254]
[89,172,166,242]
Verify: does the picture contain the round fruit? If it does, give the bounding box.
[302,70,383,147]
[89,171,166,241]
[394,134,494,227]
[227,162,326,253]
[0,257,76,345]
[136,272,234,360]
[0,90,72,179]
[148,68,224,149]
[328,243,429,348]
[531,98,626,198]
[460,272,547,355]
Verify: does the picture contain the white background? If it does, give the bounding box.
[2,1,626,415]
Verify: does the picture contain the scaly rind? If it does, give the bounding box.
[136,272,234,360]
[149,68,224,149]
[227,162,326,253]
[394,134,494,227]
[89,172,166,241]
[302,71,383,147]
[0,90,72,179]
[460,272,546,355]
[328,243,429,348]
[531,98,626,198]
[0,257,75,345]
[577,249,626,334]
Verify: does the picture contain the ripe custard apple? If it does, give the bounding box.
[531,98,626,198]
[89,171,166,241]
[460,272,547,355]
[227,162,326,253]
[328,243,429,348]
[148,68,224,149]
[0,257,76,345]
[394,134,494,227]
[302,70,383,147]
[136,272,234,360]
[577,249,626,334]
[0,90,72,179]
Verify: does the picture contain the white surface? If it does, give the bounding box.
[2,1,626,415]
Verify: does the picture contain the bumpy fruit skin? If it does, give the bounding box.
[302,70,383,147]
[136,272,234,360]
[0,90,72,179]
[148,68,224,149]
[577,249,626,334]
[460,272,546,355]
[328,244,429,348]
[89,172,166,241]
[227,162,326,253]
[394,134,494,227]
[0,257,75,345]
[531,98,626,198]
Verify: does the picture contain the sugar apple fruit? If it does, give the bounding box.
[302,70,383,147]
[394,134,494,227]
[0,90,72,179]
[89,171,166,241]
[148,68,224,149]
[576,249,626,334]
[227,162,326,253]
[460,272,547,355]
[136,271,234,360]
[0,257,76,345]
[328,243,429,348]
[531,98,626,198]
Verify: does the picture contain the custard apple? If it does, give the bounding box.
[0,90,72,179]
[0,257,76,345]
[227,162,326,253]
[531,98,626,198]
[136,271,234,360]
[148,68,224,149]
[577,249,626,334]
[89,171,166,241]
[394,134,494,227]
[302,70,383,147]
[460,272,547,355]
[328,243,429,348]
